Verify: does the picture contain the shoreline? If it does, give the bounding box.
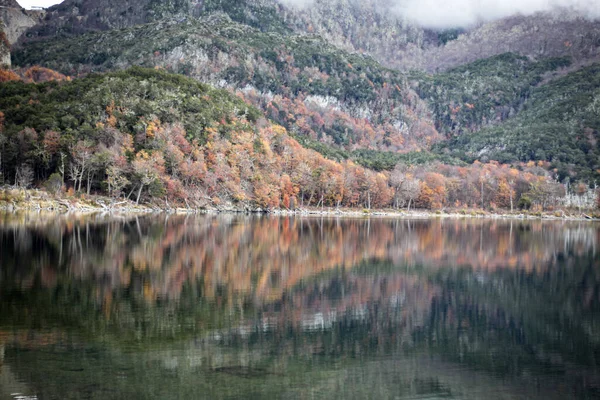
[1,188,599,221]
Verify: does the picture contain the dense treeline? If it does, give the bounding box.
[1,67,597,211]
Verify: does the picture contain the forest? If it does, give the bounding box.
[0,66,597,212]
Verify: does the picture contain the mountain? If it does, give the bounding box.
[12,13,440,153]
[21,1,600,72]
[1,0,599,209]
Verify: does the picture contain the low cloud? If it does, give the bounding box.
[394,0,600,29]
[278,0,316,7]
[279,0,600,29]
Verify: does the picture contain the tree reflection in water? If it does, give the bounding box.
[0,213,598,399]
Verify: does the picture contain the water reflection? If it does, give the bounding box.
[0,213,599,399]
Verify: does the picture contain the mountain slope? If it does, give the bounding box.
[438,63,600,181]
[412,53,572,135]
[0,67,399,208]
[13,14,440,152]
[419,11,600,72]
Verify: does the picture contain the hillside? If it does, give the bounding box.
[3,67,585,212]
[0,67,400,209]
[438,63,600,181]
[1,0,599,210]
[19,0,600,73]
[13,14,440,152]
[412,53,573,135]
[419,11,600,72]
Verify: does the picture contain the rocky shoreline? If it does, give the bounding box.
[1,188,599,221]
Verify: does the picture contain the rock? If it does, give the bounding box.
[0,2,44,45]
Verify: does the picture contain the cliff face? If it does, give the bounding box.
[0,0,43,44]
[0,21,10,66]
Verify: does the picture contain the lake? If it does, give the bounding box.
[0,213,598,399]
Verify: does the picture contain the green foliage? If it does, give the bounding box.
[412,53,571,135]
[147,0,191,20]
[351,149,465,171]
[0,66,259,142]
[199,0,291,34]
[289,133,349,162]
[437,28,464,45]
[44,172,63,194]
[437,63,600,181]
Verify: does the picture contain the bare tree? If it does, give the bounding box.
[15,164,34,189]
[390,164,420,211]
[70,140,95,192]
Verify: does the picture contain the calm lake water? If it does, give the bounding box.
[0,213,599,399]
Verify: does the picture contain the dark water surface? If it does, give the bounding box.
[0,213,599,399]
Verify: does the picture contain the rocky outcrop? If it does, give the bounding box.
[0,0,43,44]
[0,20,10,66]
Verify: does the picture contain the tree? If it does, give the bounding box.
[106,165,130,198]
[69,140,95,192]
[0,131,5,185]
[526,178,564,209]
[416,172,447,210]
[390,164,419,210]
[399,176,420,211]
[15,164,34,188]
[44,173,63,195]
[132,150,165,204]
[280,174,297,209]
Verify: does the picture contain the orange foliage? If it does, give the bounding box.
[22,66,68,83]
[0,68,19,82]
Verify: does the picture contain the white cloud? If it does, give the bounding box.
[394,0,600,29]
[16,0,63,9]
[12,0,600,28]
[276,0,600,28]
[278,0,316,7]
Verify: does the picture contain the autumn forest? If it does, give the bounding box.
[0,67,597,213]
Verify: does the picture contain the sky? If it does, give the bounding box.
[16,0,62,9]
[15,0,600,28]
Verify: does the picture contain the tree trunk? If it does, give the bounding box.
[407,198,412,212]
[480,180,484,209]
[136,184,144,204]
[60,153,65,183]
[86,171,92,195]
[127,184,137,201]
